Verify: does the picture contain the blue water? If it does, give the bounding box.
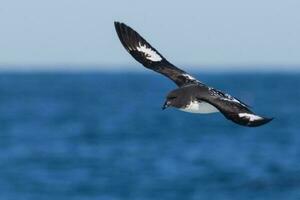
[0,72,299,200]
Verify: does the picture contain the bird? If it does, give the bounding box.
[114,22,273,127]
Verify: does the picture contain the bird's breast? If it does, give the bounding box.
[179,100,219,114]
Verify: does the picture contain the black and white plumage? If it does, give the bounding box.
[114,22,273,127]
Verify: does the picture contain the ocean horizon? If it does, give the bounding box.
[0,64,299,73]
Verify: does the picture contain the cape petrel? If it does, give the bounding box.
[114,22,273,127]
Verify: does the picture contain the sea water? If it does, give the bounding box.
[0,72,299,200]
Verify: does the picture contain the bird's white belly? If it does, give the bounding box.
[179,101,219,114]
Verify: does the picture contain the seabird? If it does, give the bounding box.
[114,22,273,127]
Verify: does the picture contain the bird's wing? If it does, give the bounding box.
[197,88,273,127]
[114,22,201,87]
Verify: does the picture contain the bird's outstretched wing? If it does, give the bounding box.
[197,89,273,127]
[114,22,200,87]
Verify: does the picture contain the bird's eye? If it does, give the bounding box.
[168,96,176,100]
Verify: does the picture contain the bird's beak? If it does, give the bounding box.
[162,101,170,110]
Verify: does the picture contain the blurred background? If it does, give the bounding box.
[0,0,300,199]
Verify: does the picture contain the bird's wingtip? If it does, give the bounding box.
[248,116,273,127]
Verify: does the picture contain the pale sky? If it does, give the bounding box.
[0,0,300,71]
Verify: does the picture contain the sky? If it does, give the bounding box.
[0,0,300,71]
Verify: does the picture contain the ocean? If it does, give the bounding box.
[0,72,299,200]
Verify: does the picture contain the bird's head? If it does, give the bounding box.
[162,90,181,110]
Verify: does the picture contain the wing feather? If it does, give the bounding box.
[197,87,273,127]
[114,22,200,87]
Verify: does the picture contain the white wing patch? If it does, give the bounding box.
[221,94,241,104]
[208,87,247,107]
[182,73,197,81]
[136,42,162,62]
[238,113,263,121]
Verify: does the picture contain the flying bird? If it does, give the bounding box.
[114,22,272,127]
